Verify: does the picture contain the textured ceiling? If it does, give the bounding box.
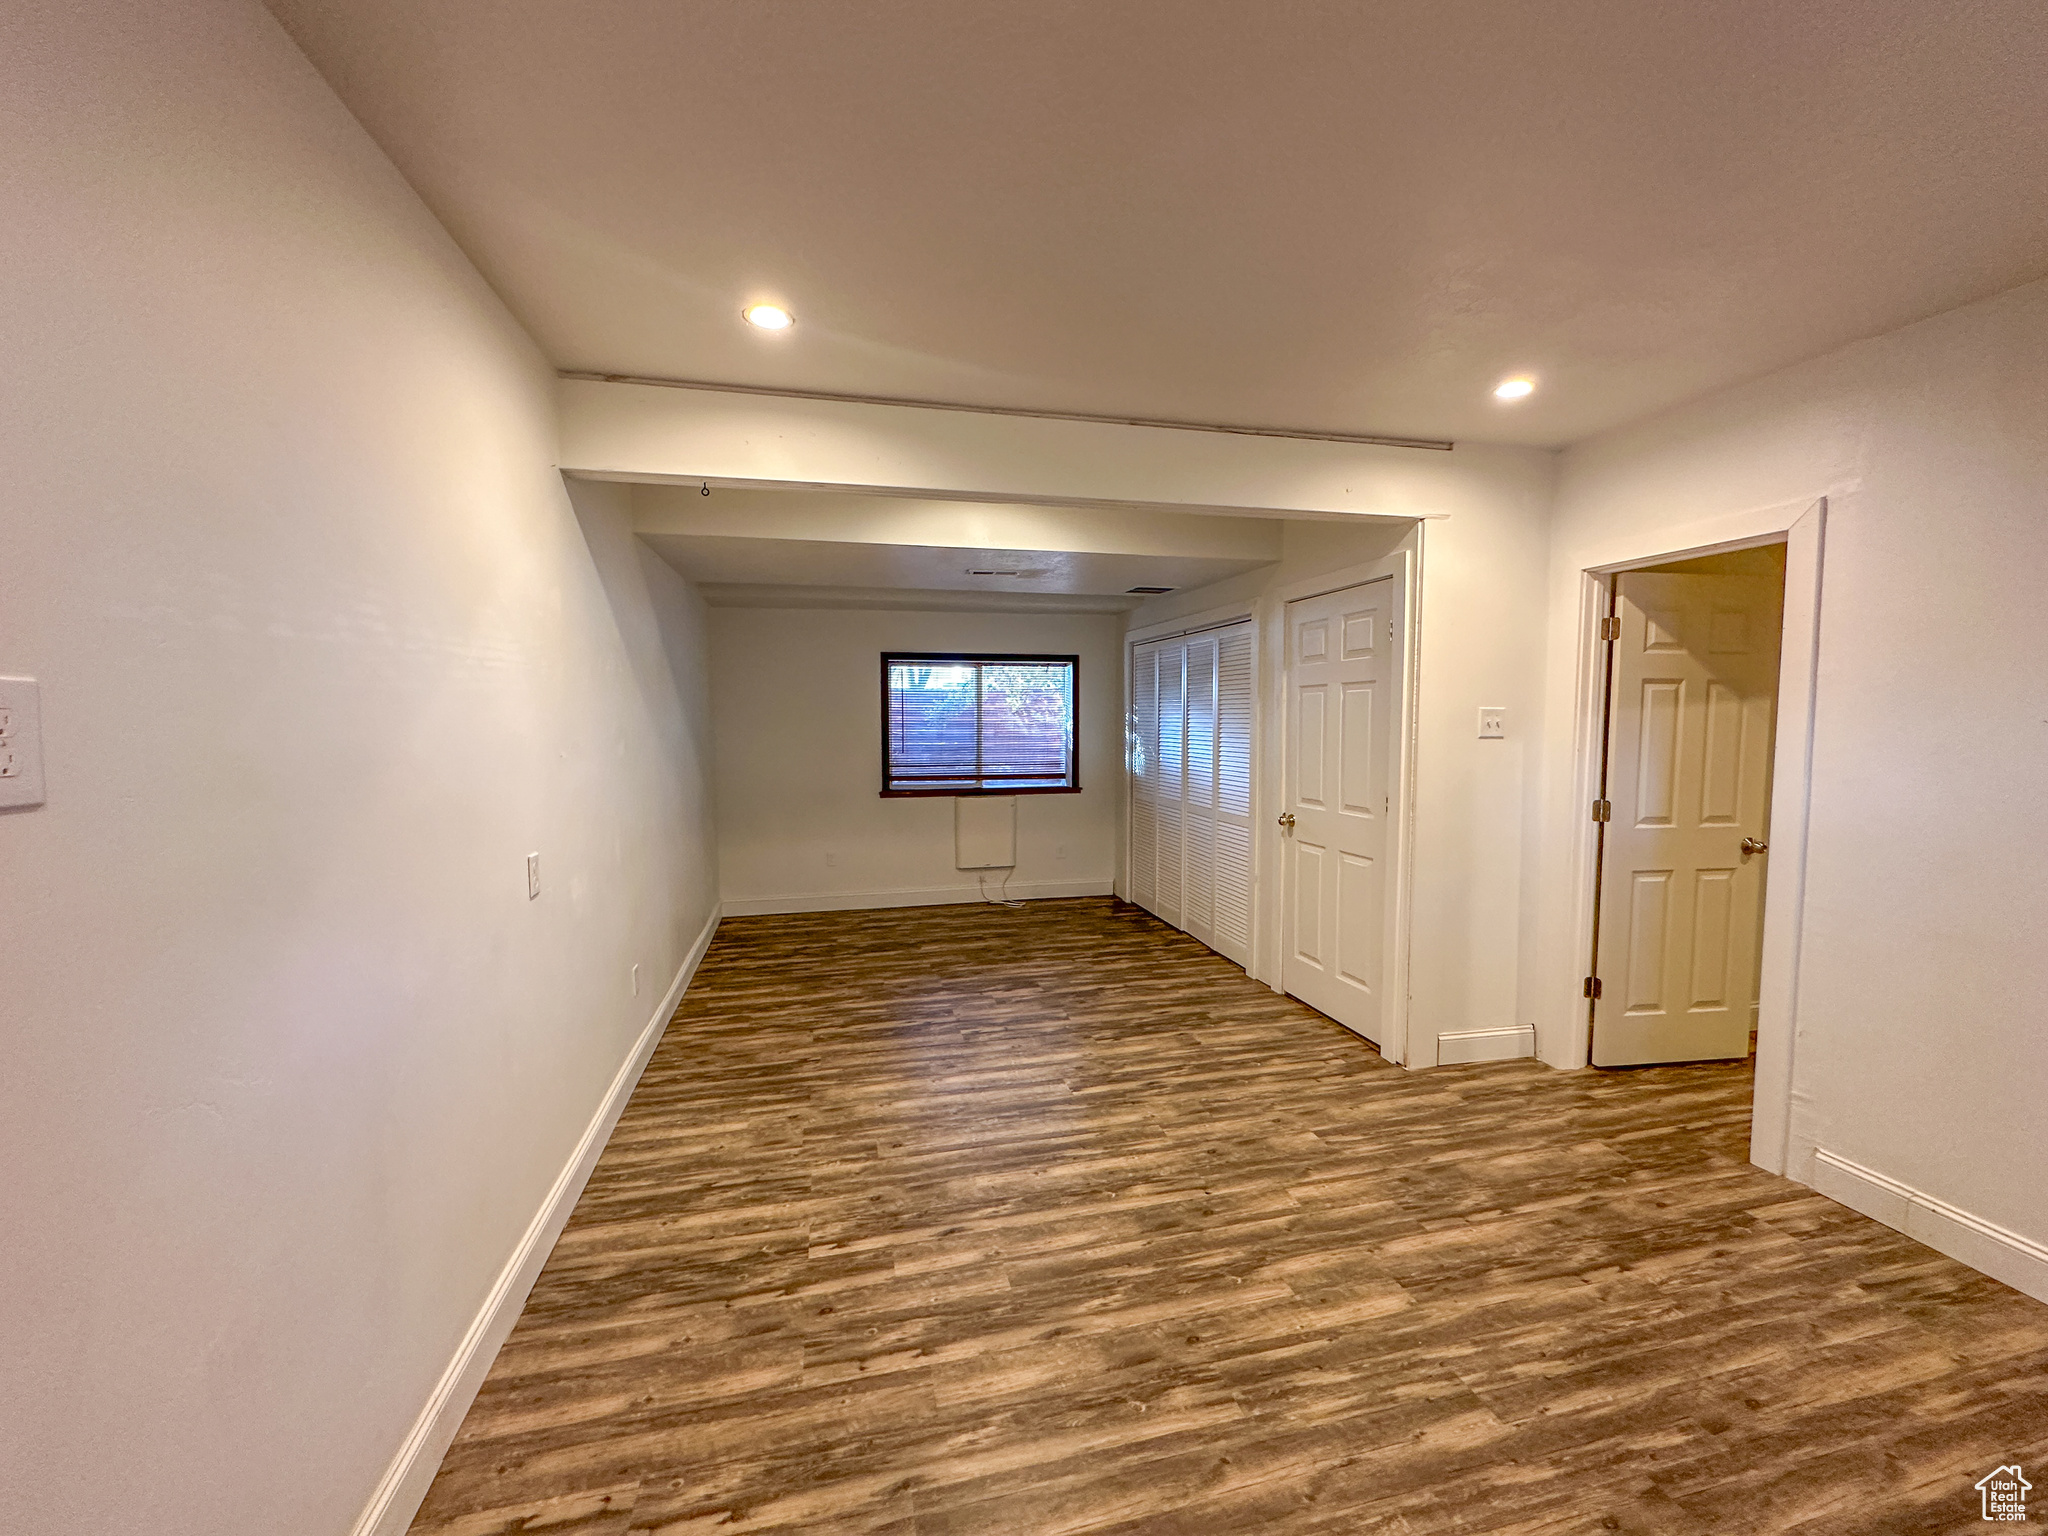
[267,0,2048,447]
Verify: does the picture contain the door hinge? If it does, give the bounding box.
[1591,799,1612,822]
[1388,617,1395,642]
[1600,615,1622,641]
[1583,976,1603,999]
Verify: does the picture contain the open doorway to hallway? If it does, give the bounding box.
[1588,542,1788,1075]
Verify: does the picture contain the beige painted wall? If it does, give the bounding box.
[564,377,1481,518]
[710,607,1122,911]
[12,0,2048,1520]
[1534,276,2048,1273]
[0,3,718,1532]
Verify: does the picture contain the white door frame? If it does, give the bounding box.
[1270,550,1420,1065]
[1562,498,1826,1176]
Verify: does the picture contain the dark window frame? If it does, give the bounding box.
[879,651,1081,798]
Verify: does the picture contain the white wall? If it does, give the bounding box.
[1534,277,2048,1285]
[711,607,1121,912]
[1127,443,1557,1062]
[0,4,718,1533]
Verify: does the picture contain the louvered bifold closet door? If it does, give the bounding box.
[1129,641,1161,912]
[1153,639,1186,926]
[1128,624,1255,970]
[1211,623,1255,966]
[1181,633,1220,949]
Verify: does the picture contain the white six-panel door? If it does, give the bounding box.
[1129,624,1253,968]
[1592,569,1783,1066]
[1281,580,1394,1043]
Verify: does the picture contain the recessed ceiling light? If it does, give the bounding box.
[743,303,794,331]
[1493,377,1536,401]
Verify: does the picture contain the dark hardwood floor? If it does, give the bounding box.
[409,898,2048,1535]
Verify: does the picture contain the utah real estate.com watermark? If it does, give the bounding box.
[1976,1464,2030,1522]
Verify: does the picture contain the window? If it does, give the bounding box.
[881,653,1079,796]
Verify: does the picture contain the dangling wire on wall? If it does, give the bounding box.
[979,869,1026,908]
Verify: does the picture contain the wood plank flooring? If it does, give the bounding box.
[409,898,2048,1536]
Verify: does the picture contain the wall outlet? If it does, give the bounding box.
[526,852,540,900]
[1055,844,1067,860]
[825,852,838,867]
[0,678,45,810]
[632,963,641,997]
[1478,706,1507,740]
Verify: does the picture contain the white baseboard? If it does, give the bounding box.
[721,877,1115,917]
[1434,1024,1537,1066]
[349,903,723,1536]
[1810,1148,2048,1306]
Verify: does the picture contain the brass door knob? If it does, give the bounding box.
[1278,812,1296,828]
[1741,837,1769,855]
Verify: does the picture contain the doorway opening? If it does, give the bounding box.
[1587,541,1788,1071]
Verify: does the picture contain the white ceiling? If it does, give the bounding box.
[693,584,1143,615]
[640,533,1268,602]
[630,486,1280,609]
[628,485,1290,555]
[267,0,2048,448]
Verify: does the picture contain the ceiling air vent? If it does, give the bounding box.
[965,567,1048,578]
[1126,585,1175,595]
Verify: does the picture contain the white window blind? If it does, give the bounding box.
[882,654,1078,795]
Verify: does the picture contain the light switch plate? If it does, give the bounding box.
[527,852,541,900]
[0,678,46,809]
[1478,706,1507,740]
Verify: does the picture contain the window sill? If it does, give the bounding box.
[880,785,1082,799]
